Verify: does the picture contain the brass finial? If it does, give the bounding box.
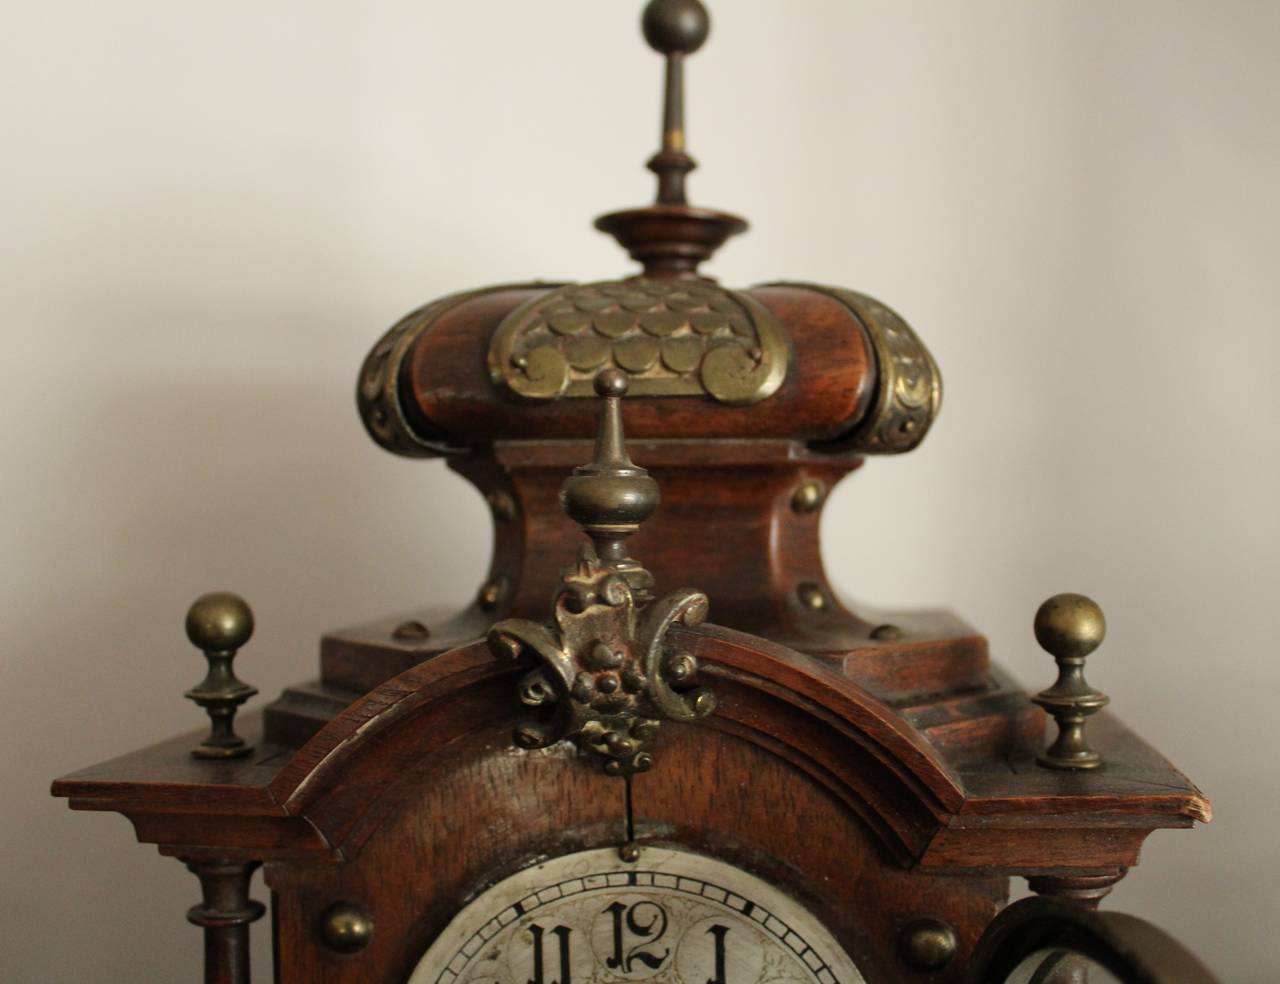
[559,368,660,595]
[184,591,258,759]
[595,0,746,277]
[1031,593,1109,770]
[642,0,709,205]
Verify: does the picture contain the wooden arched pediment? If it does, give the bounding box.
[267,623,963,864]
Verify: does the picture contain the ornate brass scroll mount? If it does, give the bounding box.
[487,369,716,776]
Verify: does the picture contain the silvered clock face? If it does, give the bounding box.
[408,846,866,984]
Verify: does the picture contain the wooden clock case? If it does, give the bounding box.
[49,284,1211,983]
[51,3,1214,982]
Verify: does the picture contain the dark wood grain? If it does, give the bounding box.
[401,285,876,445]
[274,437,1020,749]
[53,618,1211,981]
[183,859,265,984]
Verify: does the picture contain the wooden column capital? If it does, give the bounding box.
[182,859,266,984]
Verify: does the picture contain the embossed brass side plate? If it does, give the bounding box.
[488,279,790,405]
[775,283,942,453]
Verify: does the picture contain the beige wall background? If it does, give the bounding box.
[4,1,1277,980]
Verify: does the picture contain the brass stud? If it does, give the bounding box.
[1032,592,1110,770]
[898,918,957,971]
[478,576,509,612]
[486,490,517,522]
[184,592,258,760]
[392,620,431,642]
[618,842,641,863]
[870,623,903,641]
[791,479,826,514]
[797,582,827,611]
[319,902,374,954]
[597,673,621,695]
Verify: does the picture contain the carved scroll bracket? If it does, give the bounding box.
[486,369,716,776]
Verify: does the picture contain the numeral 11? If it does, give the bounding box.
[526,924,572,984]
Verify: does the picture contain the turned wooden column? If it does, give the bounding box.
[183,859,265,984]
[1028,870,1128,910]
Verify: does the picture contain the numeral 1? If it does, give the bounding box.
[706,923,729,984]
[604,901,627,970]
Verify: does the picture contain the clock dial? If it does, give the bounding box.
[408,847,866,984]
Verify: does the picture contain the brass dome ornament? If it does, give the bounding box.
[183,591,258,760]
[487,369,715,776]
[1032,592,1110,770]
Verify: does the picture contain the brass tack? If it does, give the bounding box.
[791,479,826,514]
[486,490,517,522]
[392,620,431,642]
[796,582,827,611]
[319,902,374,954]
[898,918,957,971]
[477,577,509,612]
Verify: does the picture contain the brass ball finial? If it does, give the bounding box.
[1034,592,1105,660]
[1032,592,1110,770]
[642,0,710,56]
[186,591,254,653]
[184,591,258,760]
[595,366,629,398]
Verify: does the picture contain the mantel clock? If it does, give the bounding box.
[52,4,1219,983]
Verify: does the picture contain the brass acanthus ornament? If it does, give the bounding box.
[487,368,716,776]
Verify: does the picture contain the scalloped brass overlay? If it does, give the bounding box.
[488,279,790,405]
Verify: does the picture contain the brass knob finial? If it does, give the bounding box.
[643,0,710,56]
[1032,592,1109,770]
[560,368,660,595]
[184,591,258,760]
[595,0,745,276]
[642,0,709,205]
